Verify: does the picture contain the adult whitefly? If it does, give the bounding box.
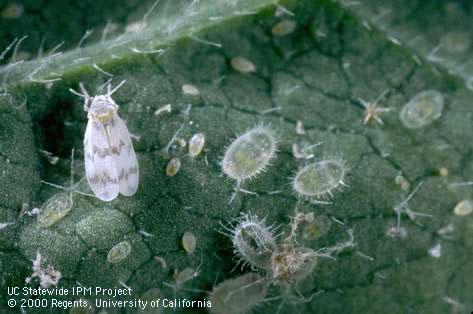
[292,158,348,202]
[107,240,132,264]
[209,273,269,314]
[399,90,445,129]
[37,193,73,228]
[69,81,139,202]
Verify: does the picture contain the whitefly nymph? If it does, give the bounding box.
[399,90,444,129]
[69,81,139,201]
[223,212,277,270]
[37,193,73,228]
[292,158,348,202]
[107,240,132,264]
[209,273,268,314]
[222,125,277,202]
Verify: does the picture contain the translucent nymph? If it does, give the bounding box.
[107,240,131,264]
[399,90,444,129]
[271,20,296,36]
[454,199,473,216]
[188,133,205,157]
[222,126,277,183]
[182,231,197,254]
[166,157,181,177]
[230,56,256,74]
[38,193,73,228]
[209,273,268,314]
[293,159,347,200]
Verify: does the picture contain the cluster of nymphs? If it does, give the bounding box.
[221,124,348,204]
[211,212,355,313]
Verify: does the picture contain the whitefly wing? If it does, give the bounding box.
[84,119,120,201]
[107,115,139,196]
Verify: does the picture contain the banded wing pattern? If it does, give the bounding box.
[84,119,120,201]
[107,116,139,196]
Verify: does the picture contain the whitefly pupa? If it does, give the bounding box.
[292,157,348,203]
[188,133,205,157]
[454,199,473,216]
[209,273,268,314]
[399,90,444,129]
[182,231,197,254]
[230,56,256,74]
[222,125,278,203]
[166,157,181,177]
[182,84,200,96]
[271,19,297,36]
[107,240,132,264]
[37,193,73,228]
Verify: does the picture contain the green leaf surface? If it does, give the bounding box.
[1,0,472,313]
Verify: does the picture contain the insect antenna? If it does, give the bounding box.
[108,80,126,96]
[69,82,91,111]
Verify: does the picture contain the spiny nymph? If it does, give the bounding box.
[224,212,277,270]
[222,125,277,202]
